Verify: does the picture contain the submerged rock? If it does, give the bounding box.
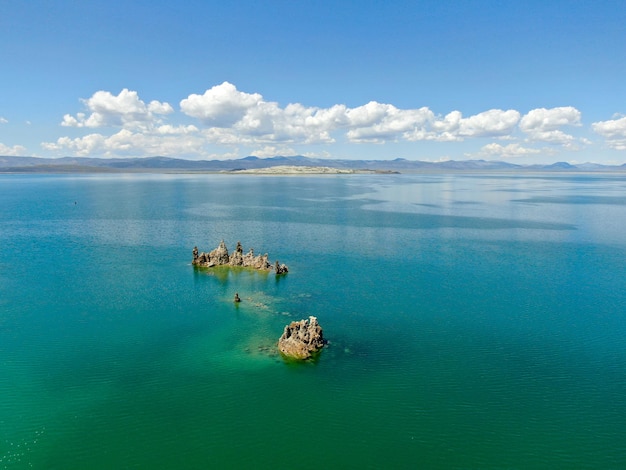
[277,316,325,360]
[192,240,287,273]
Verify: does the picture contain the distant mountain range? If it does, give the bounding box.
[1,155,625,173]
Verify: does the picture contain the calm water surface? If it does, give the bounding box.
[1,173,626,468]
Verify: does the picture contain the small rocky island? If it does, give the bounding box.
[277,316,325,360]
[192,240,289,274]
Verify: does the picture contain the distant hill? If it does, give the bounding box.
[1,155,625,173]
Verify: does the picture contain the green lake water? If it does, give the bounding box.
[1,173,626,468]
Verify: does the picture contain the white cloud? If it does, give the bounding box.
[47,82,595,159]
[475,142,542,159]
[347,104,435,143]
[519,107,581,144]
[457,109,520,137]
[251,145,297,158]
[62,89,173,129]
[147,101,173,115]
[181,84,497,145]
[0,117,8,124]
[201,127,247,145]
[345,102,398,127]
[155,124,199,135]
[181,83,342,144]
[42,129,207,158]
[180,81,262,126]
[520,106,581,130]
[349,107,520,143]
[42,134,106,156]
[528,129,577,145]
[431,111,461,132]
[0,142,27,156]
[301,150,332,159]
[592,116,626,150]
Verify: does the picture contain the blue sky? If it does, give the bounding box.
[2,0,626,163]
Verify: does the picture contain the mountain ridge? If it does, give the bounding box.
[1,155,625,173]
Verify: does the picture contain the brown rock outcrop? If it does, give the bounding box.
[277,316,325,360]
[210,240,230,265]
[275,260,289,275]
[192,241,286,273]
[229,241,244,266]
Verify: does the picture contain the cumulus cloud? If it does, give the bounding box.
[458,109,521,138]
[155,124,199,135]
[181,82,340,144]
[592,116,626,150]
[0,142,27,156]
[48,89,196,157]
[42,129,207,158]
[0,117,8,124]
[42,134,104,156]
[46,82,594,159]
[251,145,297,158]
[519,107,581,144]
[180,81,262,126]
[348,107,521,143]
[347,104,435,143]
[475,142,542,159]
[62,89,173,129]
[180,83,528,146]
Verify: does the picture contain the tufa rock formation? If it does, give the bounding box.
[277,316,325,360]
[192,240,288,274]
[274,260,289,275]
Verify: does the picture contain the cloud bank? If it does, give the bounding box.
[38,81,620,159]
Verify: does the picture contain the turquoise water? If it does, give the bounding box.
[1,172,626,468]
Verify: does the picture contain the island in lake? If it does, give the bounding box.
[228,165,355,174]
[278,316,326,360]
[192,240,288,274]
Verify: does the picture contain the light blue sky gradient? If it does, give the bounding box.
[2,0,626,163]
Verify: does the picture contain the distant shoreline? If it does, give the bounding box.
[224,165,399,175]
[4,167,626,176]
[2,155,626,174]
